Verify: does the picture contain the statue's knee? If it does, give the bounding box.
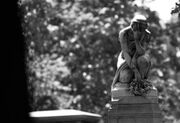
[137,56,149,66]
[119,69,133,83]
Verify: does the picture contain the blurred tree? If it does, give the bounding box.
[171,0,180,18]
[149,20,180,122]
[20,0,180,122]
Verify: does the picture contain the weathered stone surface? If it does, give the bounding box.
[108,84,162,123]
[111,83,158,102]
[108,100,162,123]
[111,96,158,104]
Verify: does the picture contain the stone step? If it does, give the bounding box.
[108,102,162,123]
[109,103,161,114]
[108,117,162,123]
[111,96,158,104]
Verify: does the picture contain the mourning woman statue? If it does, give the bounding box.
[111,15,151,91]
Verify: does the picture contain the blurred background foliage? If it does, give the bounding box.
[20,0,180,122]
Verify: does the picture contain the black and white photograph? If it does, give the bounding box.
[14,0,180,123]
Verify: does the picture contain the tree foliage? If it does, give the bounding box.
[171,0,180,18]
[20,0,180,122]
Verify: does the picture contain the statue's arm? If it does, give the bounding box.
[143,29,151,50]
[119,30,132,67]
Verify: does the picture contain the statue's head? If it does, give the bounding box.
[130,15,148,32]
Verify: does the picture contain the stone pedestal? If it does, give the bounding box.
[108,83,162,123]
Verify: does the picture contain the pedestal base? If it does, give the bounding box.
[108,83,162,123]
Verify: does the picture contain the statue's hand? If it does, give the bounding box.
[130,56,136,69]
[134,69,141,82]
[133,31,141,41]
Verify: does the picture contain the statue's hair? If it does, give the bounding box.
[130,14,148,31]
[130,15,147,26]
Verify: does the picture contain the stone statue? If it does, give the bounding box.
[111,15,151,91]
[108,15,163,123]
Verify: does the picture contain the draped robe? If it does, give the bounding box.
[112,26,151,89]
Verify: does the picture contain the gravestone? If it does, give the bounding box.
[108,15,163,123]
